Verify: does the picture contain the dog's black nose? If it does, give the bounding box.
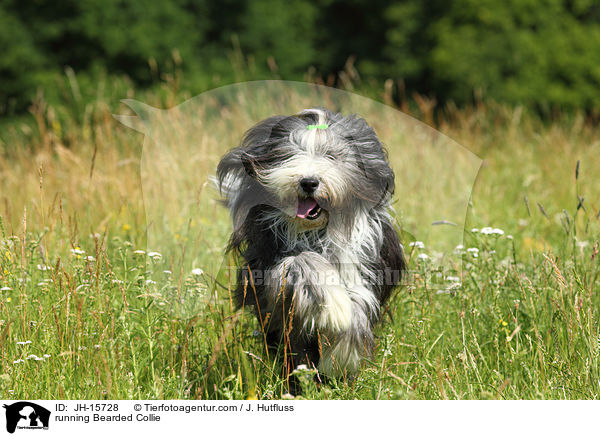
[299,177,319,194]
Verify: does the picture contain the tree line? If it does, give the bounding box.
[2,0,599,115]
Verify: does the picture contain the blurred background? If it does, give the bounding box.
[1,0,600,121]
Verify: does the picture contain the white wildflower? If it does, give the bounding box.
[481,227,504,236]
[1,287,12,292]
[467,248,479,258]
[26,354,42,360]
[191,268,204,276]
[16,340,32,345]
[417,253,429,260]
[85,256,95,262]
[471,228,479,233]
[147,251,162,260]
[133,250,146,255]
[437,282,461,294]
[36,264,49,271]
[409,241,425,249]
[71,247,85,255]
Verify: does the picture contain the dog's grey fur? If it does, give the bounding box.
[217,108,405,378]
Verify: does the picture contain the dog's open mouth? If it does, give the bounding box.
[296,197,322,220]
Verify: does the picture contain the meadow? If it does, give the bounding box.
[0,73,599,400]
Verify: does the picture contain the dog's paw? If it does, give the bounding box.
[318,334,363,377]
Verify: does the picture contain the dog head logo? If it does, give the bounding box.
[3,402,51,433]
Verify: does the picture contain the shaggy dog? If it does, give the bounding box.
[217,108,405,382]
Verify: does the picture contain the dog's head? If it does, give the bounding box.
[217,108,395,236]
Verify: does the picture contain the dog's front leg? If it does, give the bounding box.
[267,252,353,335]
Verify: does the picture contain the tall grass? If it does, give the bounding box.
[0,70,599,399]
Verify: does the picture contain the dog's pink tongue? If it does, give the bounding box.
[296,198,318,218]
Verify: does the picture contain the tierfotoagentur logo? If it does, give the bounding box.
[2,402,51,433]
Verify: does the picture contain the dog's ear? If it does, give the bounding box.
[382,167,395,196]
[371,166,395,208]
[241,153,257,178]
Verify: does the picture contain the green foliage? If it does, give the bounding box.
[0,3,47,112]
[1,0,600,115]
[427,0,600,109]
[238,0,317,76]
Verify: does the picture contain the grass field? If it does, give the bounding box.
[1,75,599,400]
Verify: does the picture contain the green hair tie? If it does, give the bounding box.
[306,124,328,130]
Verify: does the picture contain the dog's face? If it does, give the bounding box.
[251,120,348,232]
[218,108,395,235]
